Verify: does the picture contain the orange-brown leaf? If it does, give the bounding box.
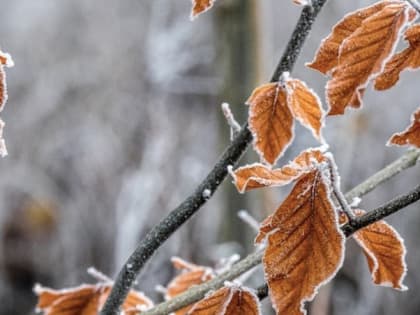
[352,209,407,290]
[187,285,261,315]
[375,24,420,90]
[166,257,214,315]
[247,79,325,165]
[327,2,411,115]
[231,148,327,193]
[307,1,392,74]
[191,0,216,20]
[248,82,294,165]
[257,169,345,315]
[388,107,420,147]
[286,79,325,141]
[35,283,153,315]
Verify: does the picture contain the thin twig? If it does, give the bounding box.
[100,1,329,314]
[238,210,260,233]
[140,151,420,315]
[407,0,420,14]
[222,102,241,140]
[345,149,420,202]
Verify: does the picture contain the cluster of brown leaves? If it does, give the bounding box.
[231,148,407,314]
[308,0,420,147]
[308,0,416,115]
[35,282,153,315]
[0,50,13,157]
[247,77,325,165]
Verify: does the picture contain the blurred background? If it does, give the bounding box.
[0,0,419,314]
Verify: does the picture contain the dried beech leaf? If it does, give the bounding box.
[247,79,325,165]
[191,0,216,20]
[231,148,327,193]
[327,2,411,115]
[187,285,261,315]
[247,82,294,165]
[388,107,420,147]
[375,24,420,90]
[166,257,214,315]
[352,209,407,290]
[256,169,345,315]
[307,1,392,74]
[286,79,325,141]
[34,283,153,315]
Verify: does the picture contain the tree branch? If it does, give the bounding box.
[345,149,420,203]
[100,1,329,314]
[140,150,420,315]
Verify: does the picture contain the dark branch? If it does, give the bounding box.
[342,184,420,237]
[256,184,420,301]
[101,1,329,314]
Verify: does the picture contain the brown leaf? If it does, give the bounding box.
[326,2,412,115]
[307,1,392,75]
[34,283,153,315]
[375,24,420,90]
[191,0,216,20]
[166,257,214,315]
[388,107,420,147]
[286,79,325,141]
[352,209,407,290]
[247,79,324,165]
[187,285,261,315]
[256,168,345,315]
[231,148,327,193]
[248,82,294,165]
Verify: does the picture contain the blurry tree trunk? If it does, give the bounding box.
[216,0,261,253]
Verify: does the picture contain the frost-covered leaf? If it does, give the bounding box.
[388,107,420,147]
[327,2,412,115]
[247,78,325,165]
[351,209,407,290]
[286,79,325,141]
[191,0,216,20]
[375,24,420,90]
[34,283,153,315]
[307,1,392,75]
[247,82,294,165]
[231,148,327,193]
[187,285,261,315]
[166,257,214,315]
[256,168,345,315]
